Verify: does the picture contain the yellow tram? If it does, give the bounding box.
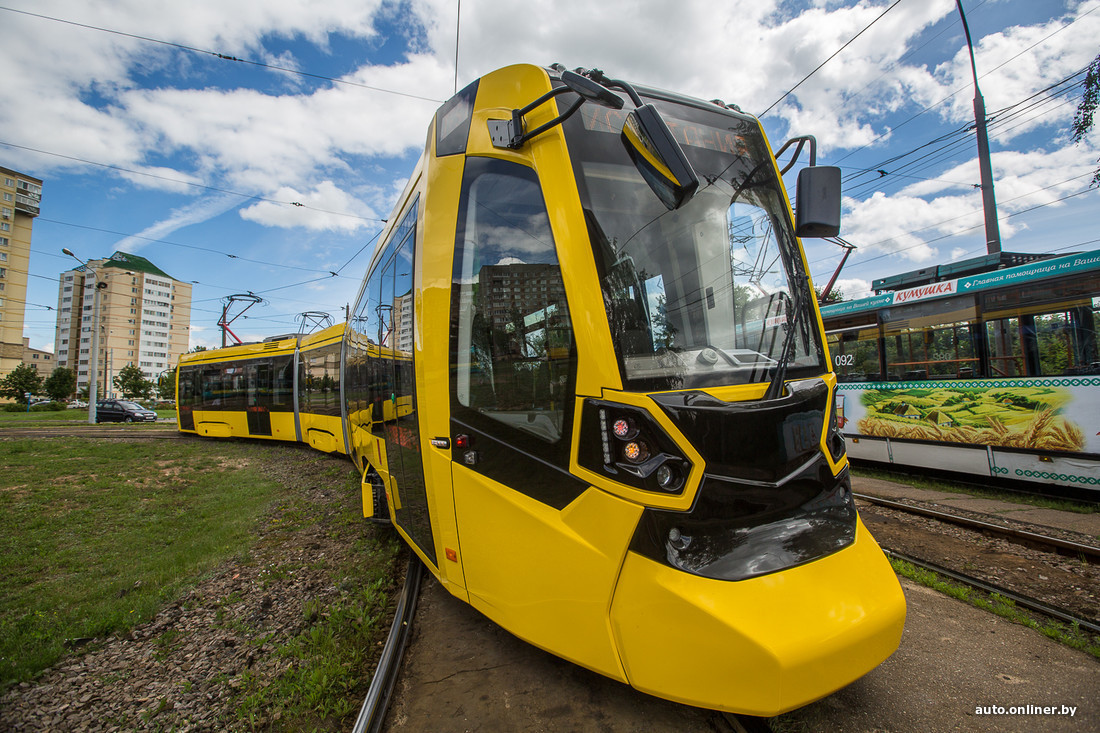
[179,63,905,715]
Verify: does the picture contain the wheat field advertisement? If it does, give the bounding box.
[836,377,1100,455]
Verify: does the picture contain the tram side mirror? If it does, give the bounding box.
[561,70,624,109]
[795,166,842,237]
[621,105,700,210]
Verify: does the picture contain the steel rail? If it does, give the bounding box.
[855,492,1100,561]
[352,555,424,733]
[883,548,1100,635]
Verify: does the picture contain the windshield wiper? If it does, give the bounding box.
[763,284,805,401]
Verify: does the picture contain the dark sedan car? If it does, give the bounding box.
[96,400,158,423]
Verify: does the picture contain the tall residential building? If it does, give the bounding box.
[0,166,43,383]
[55,251,192,398]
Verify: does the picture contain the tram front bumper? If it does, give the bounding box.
[608,518,905,716]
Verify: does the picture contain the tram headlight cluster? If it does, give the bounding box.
[584,400,690,495]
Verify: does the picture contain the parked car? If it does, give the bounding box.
[95,400,158,423]
[67,400,88,409]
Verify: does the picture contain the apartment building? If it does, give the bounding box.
[0,166,43,384]
[55,251,192,398]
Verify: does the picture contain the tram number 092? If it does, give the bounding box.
[834,353,855,367]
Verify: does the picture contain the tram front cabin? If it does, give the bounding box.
[327,64,903,715]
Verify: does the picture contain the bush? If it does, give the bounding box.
[29,402,66,412]
[3,403,25,412]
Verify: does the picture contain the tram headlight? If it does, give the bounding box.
[656,463,680,490]
[579,400,692,497]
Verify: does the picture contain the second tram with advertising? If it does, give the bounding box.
[821,249,1099,499]
[178,63,905,715]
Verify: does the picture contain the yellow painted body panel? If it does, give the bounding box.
[305,424,341,453]
[609,517,905,715]
[453,468,641,681]
[177,337,298,368]
[191,410,298,441]
[415,124,468,595]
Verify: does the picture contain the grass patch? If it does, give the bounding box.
[227,464,401,731]
[852,466,1098,514]
[0,437,285,688]
[890,557,1100,660]
[234,548,398,729]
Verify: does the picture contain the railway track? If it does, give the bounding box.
[356,494,1096,732]
[855,492,1100,562]
[882,548,1100,635]
[856,492,1100,634]
[353,556,424,733]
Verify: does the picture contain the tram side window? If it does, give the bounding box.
[883,321,978,380]
[826,327,880,381]
[302,344,341,416]
[450,158,576,446]
[987,308,1100,377]
[272,355,295,411]
[178,366,199,406]
[880,296,980,380]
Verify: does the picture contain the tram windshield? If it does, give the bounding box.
[562,97,824,391]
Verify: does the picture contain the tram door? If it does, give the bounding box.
[246,360,273,436]
[381,209,434,561]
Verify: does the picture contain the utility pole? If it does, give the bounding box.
[63,248,103,424]
[956,0,1001,254]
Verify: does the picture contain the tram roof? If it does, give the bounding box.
[820,248,1100,320]
[871,250,1061,293]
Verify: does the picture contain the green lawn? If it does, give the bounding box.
[0,437,285,687]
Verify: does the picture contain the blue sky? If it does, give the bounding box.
[2,0,1098,352]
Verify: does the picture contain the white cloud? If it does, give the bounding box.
[833,277,873,301]
[239,181,378,231]
[113,194,244,252]
[842,190,984,263]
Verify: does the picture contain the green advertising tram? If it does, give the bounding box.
[821,248,1099,498]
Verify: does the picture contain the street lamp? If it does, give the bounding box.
[62,248,105,425]
[956,0,1001,254]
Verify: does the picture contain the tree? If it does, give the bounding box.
[1072,52,1100,187]
[113,364,155,400]
[43,367,77,402]
[814,285,845,304]
[0,363,44,405]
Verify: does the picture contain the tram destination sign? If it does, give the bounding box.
[821,248,1100,318]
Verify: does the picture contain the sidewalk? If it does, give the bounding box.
[852,475,1100,539]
